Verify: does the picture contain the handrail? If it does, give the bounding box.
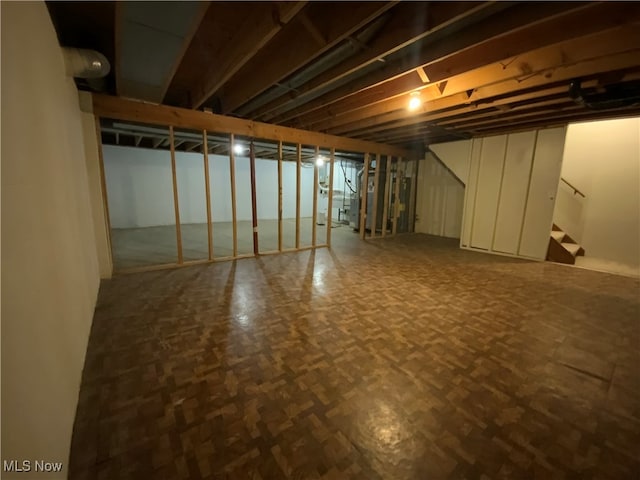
[560,177,585,198]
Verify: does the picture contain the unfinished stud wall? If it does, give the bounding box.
[103,145,317,227]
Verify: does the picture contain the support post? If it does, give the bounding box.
[359,153,370,240]
[392,157,402,236]
[312,146,319,246]
[249,140,259,255]
[203,130,213,260]
[169,126,183,263]
[296,143,301,249]
[277,141,283,252]
[326,147,335,247]
[381,156,392,238]
[229,133,238,257]
[370,153,381,238]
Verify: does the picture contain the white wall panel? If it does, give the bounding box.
[519,127,566,259]
[429,139,472,184]
[459,127,567,261]
[492,131,536,254]
[415,154,464,238]
[461,138,482,247]
[470,135,507,250]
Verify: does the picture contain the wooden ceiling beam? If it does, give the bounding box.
[308,31,640,133]
[435,97,574,128]
[337,85,572,137]
[212,2,398,113]
[248,1,502,120]
[91,94,411,158]
[448,103,582,131]
[304,26,640,131]
[471,107,640,136]
[189,2,307,110]
[364,126,433,144]
[330,59,640,136]
[358,97,575,143]
[282,3,638,127]
[267,1,597,124]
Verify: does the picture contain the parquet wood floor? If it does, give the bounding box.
[70,233,640,479]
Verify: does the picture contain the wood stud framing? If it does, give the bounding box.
[249,141,259,255]
[369,153,381,238]
[392,158,402,236]
[381,156,392,238]
[95,99,419,273]
[277,141,283,252]
[312,146,319,246]
[326,148,335,246]
[169,126,184,263]
[359,154,370,240]
[296,143,302,249]
[203,130,213,260]
[229,133,238,257]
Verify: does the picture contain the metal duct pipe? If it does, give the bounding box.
[62,47,110,79]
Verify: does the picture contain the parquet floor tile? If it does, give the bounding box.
[70,233,640,479]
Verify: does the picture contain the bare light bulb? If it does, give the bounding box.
[233,144,243,155]
[408,92,422,111]
[316,156,325,167]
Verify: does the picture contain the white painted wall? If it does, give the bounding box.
[80,107,113,278]
[1,2,101,478]
[415,153,465,238]
[461,127,566,260]
[429,139,472,184]
[554,117,640,274]
[103,146,317,228]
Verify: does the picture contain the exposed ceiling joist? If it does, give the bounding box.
[307,28,640,132]
[212,1,398,113]
[187,2,307,109]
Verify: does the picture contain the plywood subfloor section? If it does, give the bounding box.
[70,234,640,479]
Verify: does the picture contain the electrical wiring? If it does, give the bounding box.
[341,160,357,194]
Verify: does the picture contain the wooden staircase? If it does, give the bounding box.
[546,224,585,265]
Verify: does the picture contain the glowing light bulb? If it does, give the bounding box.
[408,92,422,111]
[233,144,243,155]
[316,156,325,167]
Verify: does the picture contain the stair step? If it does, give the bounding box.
[562,242,582,256]
[551,231,565,242]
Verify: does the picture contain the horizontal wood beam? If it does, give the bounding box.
[472,106,640,136]
[249,1,503,120]
[268,1,596,124]
[216,1,397,114]
[190,2,307,109]
[318,53,640,136]
[91,94,411,158]
[305,26,640,132]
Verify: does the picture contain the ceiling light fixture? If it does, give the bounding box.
[408,91,422,111]
[233,144,244,155]
[316,156,325,167]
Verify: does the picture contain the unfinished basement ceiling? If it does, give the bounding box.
[48,1,640,149]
